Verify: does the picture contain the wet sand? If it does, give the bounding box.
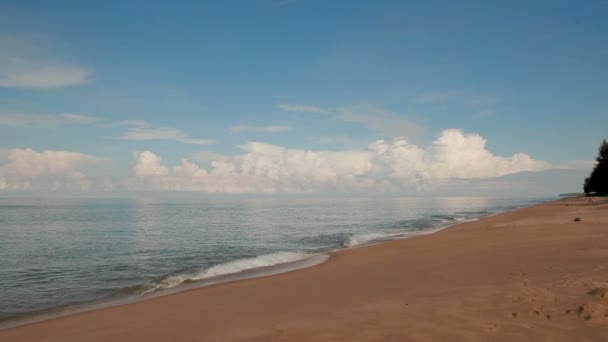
[1,196,608,341]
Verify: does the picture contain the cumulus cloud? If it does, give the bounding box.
[191,151,231,164]
[231,125,292,133]
[131,144,374,193]
[119,120,214,146]
[129,129,551,193]
[0,148,107,191]
[0,130,563,194]
[370,129,549,181]
[132,151,169,177]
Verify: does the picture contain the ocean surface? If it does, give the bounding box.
[0,196,549,327]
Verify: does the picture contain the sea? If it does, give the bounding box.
[0,196,549,328]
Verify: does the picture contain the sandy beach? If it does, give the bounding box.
[1,196,607,341]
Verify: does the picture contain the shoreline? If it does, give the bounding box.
[2,196,607,341]
[0,253,332,331]
[0,199,538,331]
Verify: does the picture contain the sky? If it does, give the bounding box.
[0,0,606,196]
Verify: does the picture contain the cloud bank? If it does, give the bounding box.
[1,130,575,195]
[0,148,107,191]
[128,129,551,193]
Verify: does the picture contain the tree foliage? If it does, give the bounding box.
[584,138,608,195]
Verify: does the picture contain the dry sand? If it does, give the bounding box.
[1,196,608,341]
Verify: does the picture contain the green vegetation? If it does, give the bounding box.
[584,138,608,196]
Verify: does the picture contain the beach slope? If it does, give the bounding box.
[2,197,608,341]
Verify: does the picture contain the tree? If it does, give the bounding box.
[584,138,608,195]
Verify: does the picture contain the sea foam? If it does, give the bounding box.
[146,251,312,293]
[344,216,479,247]
[344,232,402,247]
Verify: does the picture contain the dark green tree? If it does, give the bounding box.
[584,138,608,195]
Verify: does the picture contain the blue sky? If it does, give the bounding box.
[0,1,606,195]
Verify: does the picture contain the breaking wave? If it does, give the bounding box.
[344,232,402,247]
[144,251,312,293]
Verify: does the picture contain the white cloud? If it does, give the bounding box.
[0,112,98,127]
[129,129,551,193]
[278,104,329,113]
[131,144,374,193]
[0,130,578,194]
[0,148,107,191]
[132,151,169,177]
[231,125,292,133]
[119,120,214,146]
[0,64,90,89]
[370,129,549,181]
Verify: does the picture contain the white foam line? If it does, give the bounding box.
[143,252,329,295]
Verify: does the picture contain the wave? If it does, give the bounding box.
[142,214,483,295]
[144,251,312,293]
[344,232,403,247]
[431,214,475,225]
[452,216,477,223]
[345,215,483,248]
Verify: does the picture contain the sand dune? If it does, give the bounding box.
[1,197,607,341]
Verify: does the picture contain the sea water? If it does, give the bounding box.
[0,196,547,327]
